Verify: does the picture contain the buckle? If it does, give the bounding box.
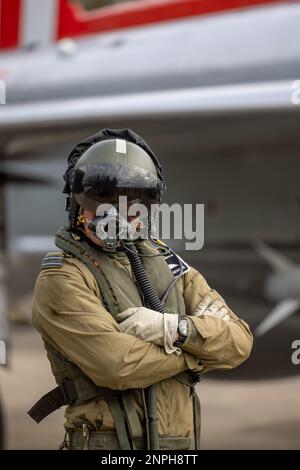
[192,373,202,386]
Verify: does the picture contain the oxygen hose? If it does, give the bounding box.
[124,242,166,314]
[123,241,164,450]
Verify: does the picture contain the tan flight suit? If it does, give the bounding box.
[32,233,253,450]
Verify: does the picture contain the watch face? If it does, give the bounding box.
[179,319,188,337]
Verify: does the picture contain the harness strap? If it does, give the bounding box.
[107,397,131,450]
[28,379,121,424]
[121,391,143,447]
[55,231,121,315]
[192,390,201,450]
[28,382,75,424]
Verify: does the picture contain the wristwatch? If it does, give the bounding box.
[175,316,189,345]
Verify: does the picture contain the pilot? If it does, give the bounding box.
[29,128,253,450]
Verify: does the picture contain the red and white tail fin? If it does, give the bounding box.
[0,0,59,50]
[0,0,94,50]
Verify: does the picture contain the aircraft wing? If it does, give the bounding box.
[1,0,299,158]
[1,79,299,160]
[0,80,298,132]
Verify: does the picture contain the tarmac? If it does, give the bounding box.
[0,325,299,450]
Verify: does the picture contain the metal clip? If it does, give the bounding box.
[59,431,70,450]
[82,423,90,450]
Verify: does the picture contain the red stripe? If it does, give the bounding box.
[0,0,21,49]
[57,0,287,40]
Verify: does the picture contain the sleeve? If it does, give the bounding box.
[32,262,203,390]
[179,267,253,373]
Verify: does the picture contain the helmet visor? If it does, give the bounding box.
[73,162,160,211]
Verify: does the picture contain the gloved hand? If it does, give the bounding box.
[115,307,181,355]
[193,294,230,321]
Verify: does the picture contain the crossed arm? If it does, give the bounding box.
[32,261,253,391]
[116,267,253,372]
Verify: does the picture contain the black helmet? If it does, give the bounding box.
[63,128,166,228]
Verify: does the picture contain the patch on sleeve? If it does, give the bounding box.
[40,252,65,270]
[164,250,190,277]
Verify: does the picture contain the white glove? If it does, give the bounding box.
[193,294,230,321]
[115,307,181,355]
